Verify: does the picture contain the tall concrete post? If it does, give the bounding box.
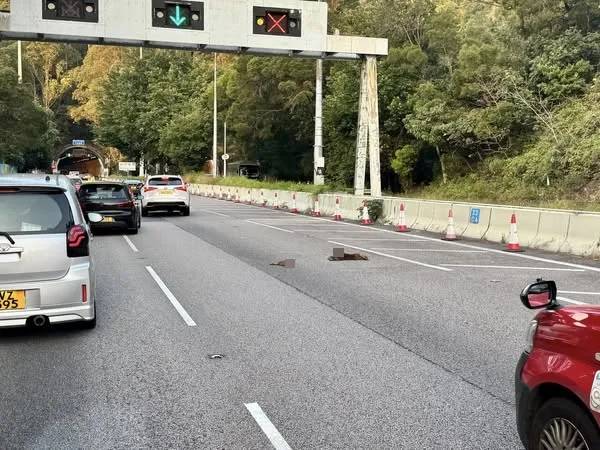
[313,57,325,185]
[366,56,381,197]
[17,40,23,84]
[212,53,218,177]
[354,61,368,196]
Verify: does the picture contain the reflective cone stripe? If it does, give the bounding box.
[360,203,373,225]
[334,197,343,221]
[312,199,321,217]
[442,208,458,241]
[395,203,410,232]
[506,213,523,252]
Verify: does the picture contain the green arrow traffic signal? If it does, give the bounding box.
[169,5,187,27]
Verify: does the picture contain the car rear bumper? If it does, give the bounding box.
[515,351,531,447]
[89,210,135,228]
[0,262,95,328]
[144,199,188,209]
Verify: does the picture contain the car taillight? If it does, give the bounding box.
[67,225,89,258]
[144,186,158,192]
[175,185,187,192]
[82,284,88,303]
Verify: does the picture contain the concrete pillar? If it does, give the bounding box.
[354,61,368,196]
[366,56,381,197]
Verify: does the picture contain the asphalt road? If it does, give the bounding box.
[3,194,600,449]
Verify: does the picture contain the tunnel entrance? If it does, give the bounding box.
[55,145,105,178]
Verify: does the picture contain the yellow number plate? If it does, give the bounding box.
[102,216,115,223]
[160,190,173,195]
[0,290,26,310]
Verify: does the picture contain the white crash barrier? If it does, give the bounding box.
[189,184,600,258]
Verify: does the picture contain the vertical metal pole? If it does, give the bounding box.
[366,56,381,197]
[139,47,143,60]
[313,57,325,185]
[17,41,23,84]
[354,60,368,196]
[223,121,227,178]
[212,53,218,177]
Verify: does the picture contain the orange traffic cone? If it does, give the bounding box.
[334,197,343,221]
[395,203,410,232]
[312,199,321,217]
[273,192,280,209]
[506,213,524,252]
[246,189,252,205]
[360,202,373,225]
[442,209,459,241]
[291,193,299,213]
[260,191,266,207]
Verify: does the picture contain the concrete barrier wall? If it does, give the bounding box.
[189,184,600,259]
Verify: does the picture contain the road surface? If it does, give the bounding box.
[3,195,600,449]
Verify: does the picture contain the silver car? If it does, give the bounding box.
[0,174,101,329]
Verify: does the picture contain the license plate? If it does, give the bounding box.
[160,190,173,195]
[102,216,115,223]
[0,290,26,310]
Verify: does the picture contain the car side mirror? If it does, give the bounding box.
[520,280,557,309]
[88,213,103,223]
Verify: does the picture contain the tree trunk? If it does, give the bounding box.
[435,145,448,184]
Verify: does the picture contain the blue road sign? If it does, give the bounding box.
[470,208,481,224]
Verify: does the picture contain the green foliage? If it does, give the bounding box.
[0,66,54,170]
[391,145,420,188]
[357,199,384,222]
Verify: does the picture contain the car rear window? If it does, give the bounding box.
[80,185,129,200]
[148,177,183,186]
[0,191,72,234]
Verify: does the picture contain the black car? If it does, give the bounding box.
[79,182,141,234]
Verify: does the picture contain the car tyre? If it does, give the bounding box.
[182,206,190,216]
[529,398,600,450]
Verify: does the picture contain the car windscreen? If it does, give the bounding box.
[0,190,72,234]
[79,185,129,200]
[148,177,183,186]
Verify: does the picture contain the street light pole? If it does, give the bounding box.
[313,0,324,185]
[212,53,218,177]
[17,40,23,84]
[223,121,227,178]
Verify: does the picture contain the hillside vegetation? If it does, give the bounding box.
[0,0,598,207]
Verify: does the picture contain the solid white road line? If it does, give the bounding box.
[331,238,428,242]
[329,241,453,272]
[291,229,382,233]
[557,296,587,305]
[122,235,139,252]
[145,266,197,327]
[246,220,294,233]
[199,209,231,217]
[441,264,585,272]
[369,248,487,253]
[245,403,292,450]
[559,291,600,296]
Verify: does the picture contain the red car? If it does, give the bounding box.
[516,279,600,449]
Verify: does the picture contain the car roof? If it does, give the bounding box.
[82,181,126,186]
[148,174,182,178]
[0,174,71,190]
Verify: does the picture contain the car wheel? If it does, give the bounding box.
[142,207,148,217]
[183,206,190,216]
[529,398,600,450]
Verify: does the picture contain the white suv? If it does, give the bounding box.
[141,175,190,216]
[0,174,101,329]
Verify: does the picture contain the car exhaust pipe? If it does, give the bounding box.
[31,315,48,328]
